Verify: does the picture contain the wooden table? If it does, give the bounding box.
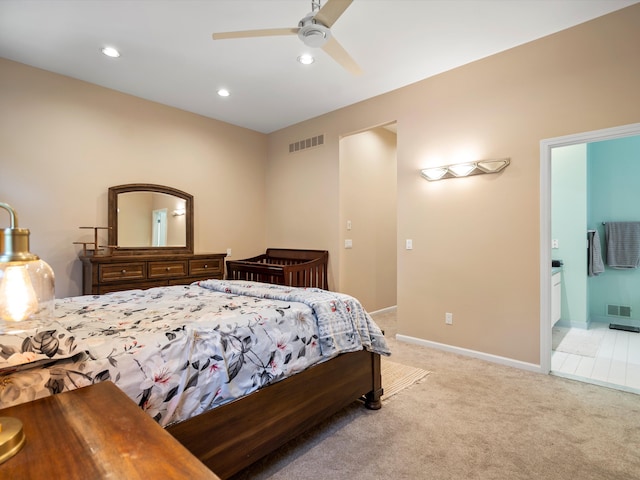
[0,381,221,479]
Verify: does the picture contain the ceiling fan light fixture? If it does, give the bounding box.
[298,13,331,48]
[298,26,329,48]
[211,0,360,75]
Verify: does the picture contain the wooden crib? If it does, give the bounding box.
[226,248,329,290]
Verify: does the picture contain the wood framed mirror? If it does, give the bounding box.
[108,184,194,255]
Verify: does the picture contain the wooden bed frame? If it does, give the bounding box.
[179,248,380,478]
[167,349,382,479]
[226,248,329,290]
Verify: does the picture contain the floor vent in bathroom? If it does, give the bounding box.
[607,304,632,318]
[609,323,640,333]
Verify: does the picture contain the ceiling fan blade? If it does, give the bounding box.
[314,0,353,28]
[212,28,299,40]
[321,36,362,76]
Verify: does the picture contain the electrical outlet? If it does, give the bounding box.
[226,248,232,257]
[552,239,559,249]
[445,312,453,325]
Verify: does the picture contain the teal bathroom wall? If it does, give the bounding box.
[552,144,588,327]
[588,136,640,326]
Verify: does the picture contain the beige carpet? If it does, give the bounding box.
[230,309,640,480]
[381,358,430,401]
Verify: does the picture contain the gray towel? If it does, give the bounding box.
[605,222,640,269]
[588,230,605,276]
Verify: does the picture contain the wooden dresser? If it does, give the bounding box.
[80,253,226,294]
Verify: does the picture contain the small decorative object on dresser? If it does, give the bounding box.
[72,226,111,257]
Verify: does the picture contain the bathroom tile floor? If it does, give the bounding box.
[551,322,640,394]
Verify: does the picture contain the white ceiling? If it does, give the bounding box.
[0,0,636,134]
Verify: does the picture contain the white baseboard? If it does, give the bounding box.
[396,333,542,373]
[555,319,592,329]
[590,315,640,328]
[369,305,397,315]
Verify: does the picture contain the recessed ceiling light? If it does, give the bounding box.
[217,89,230,97]
[101,46,120,58]
[297,54,314,65]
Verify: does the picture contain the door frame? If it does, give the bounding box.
[539,122,640,373]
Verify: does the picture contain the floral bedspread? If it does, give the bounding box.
[0,281,389,427]
[197,279,390,357]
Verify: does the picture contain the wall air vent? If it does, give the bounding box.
[607,304,632,318]
[619,305,632,318]
[289,134,324,153]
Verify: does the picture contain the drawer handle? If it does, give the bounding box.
[121,269,127,274]
[166,267,171,272]
[203,264,208,269]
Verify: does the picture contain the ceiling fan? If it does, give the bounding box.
[212,0,362,75]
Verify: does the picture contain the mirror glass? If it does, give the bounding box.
[117,192,186,247]
[108,184,193,254]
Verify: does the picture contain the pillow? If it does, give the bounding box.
[0,320,80,375]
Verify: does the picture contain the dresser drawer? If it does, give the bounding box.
[190,258,223,277]
[99,263,146,283]
[148,261,188,278]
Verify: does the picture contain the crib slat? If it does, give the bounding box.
[226,249,329,290]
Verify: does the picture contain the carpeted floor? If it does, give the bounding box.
[230,308,640,480]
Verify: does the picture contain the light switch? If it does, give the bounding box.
[347,220,352,231]
[406,239,413,250]
[345,239,353,249]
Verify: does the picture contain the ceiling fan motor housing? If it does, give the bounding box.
[298,13,331,48]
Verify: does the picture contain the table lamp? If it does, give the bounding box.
[0,202,55,464]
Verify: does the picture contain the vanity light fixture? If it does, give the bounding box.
[101,46,120,58]
[448,163,476,177]
[420,158,510,181]
[421,166,448,181]
[0,202,55,464]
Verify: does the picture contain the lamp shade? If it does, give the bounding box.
[0,203,54,324]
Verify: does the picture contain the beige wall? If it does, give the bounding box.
[264,132,340,287]
[339,127,397,311]
[1,5,639,366]
[266,5,640,365]
[0,59,268,298]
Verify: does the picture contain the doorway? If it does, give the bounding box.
[152,208,168,247]
[540,122,640,392]
[338,123,397,312]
